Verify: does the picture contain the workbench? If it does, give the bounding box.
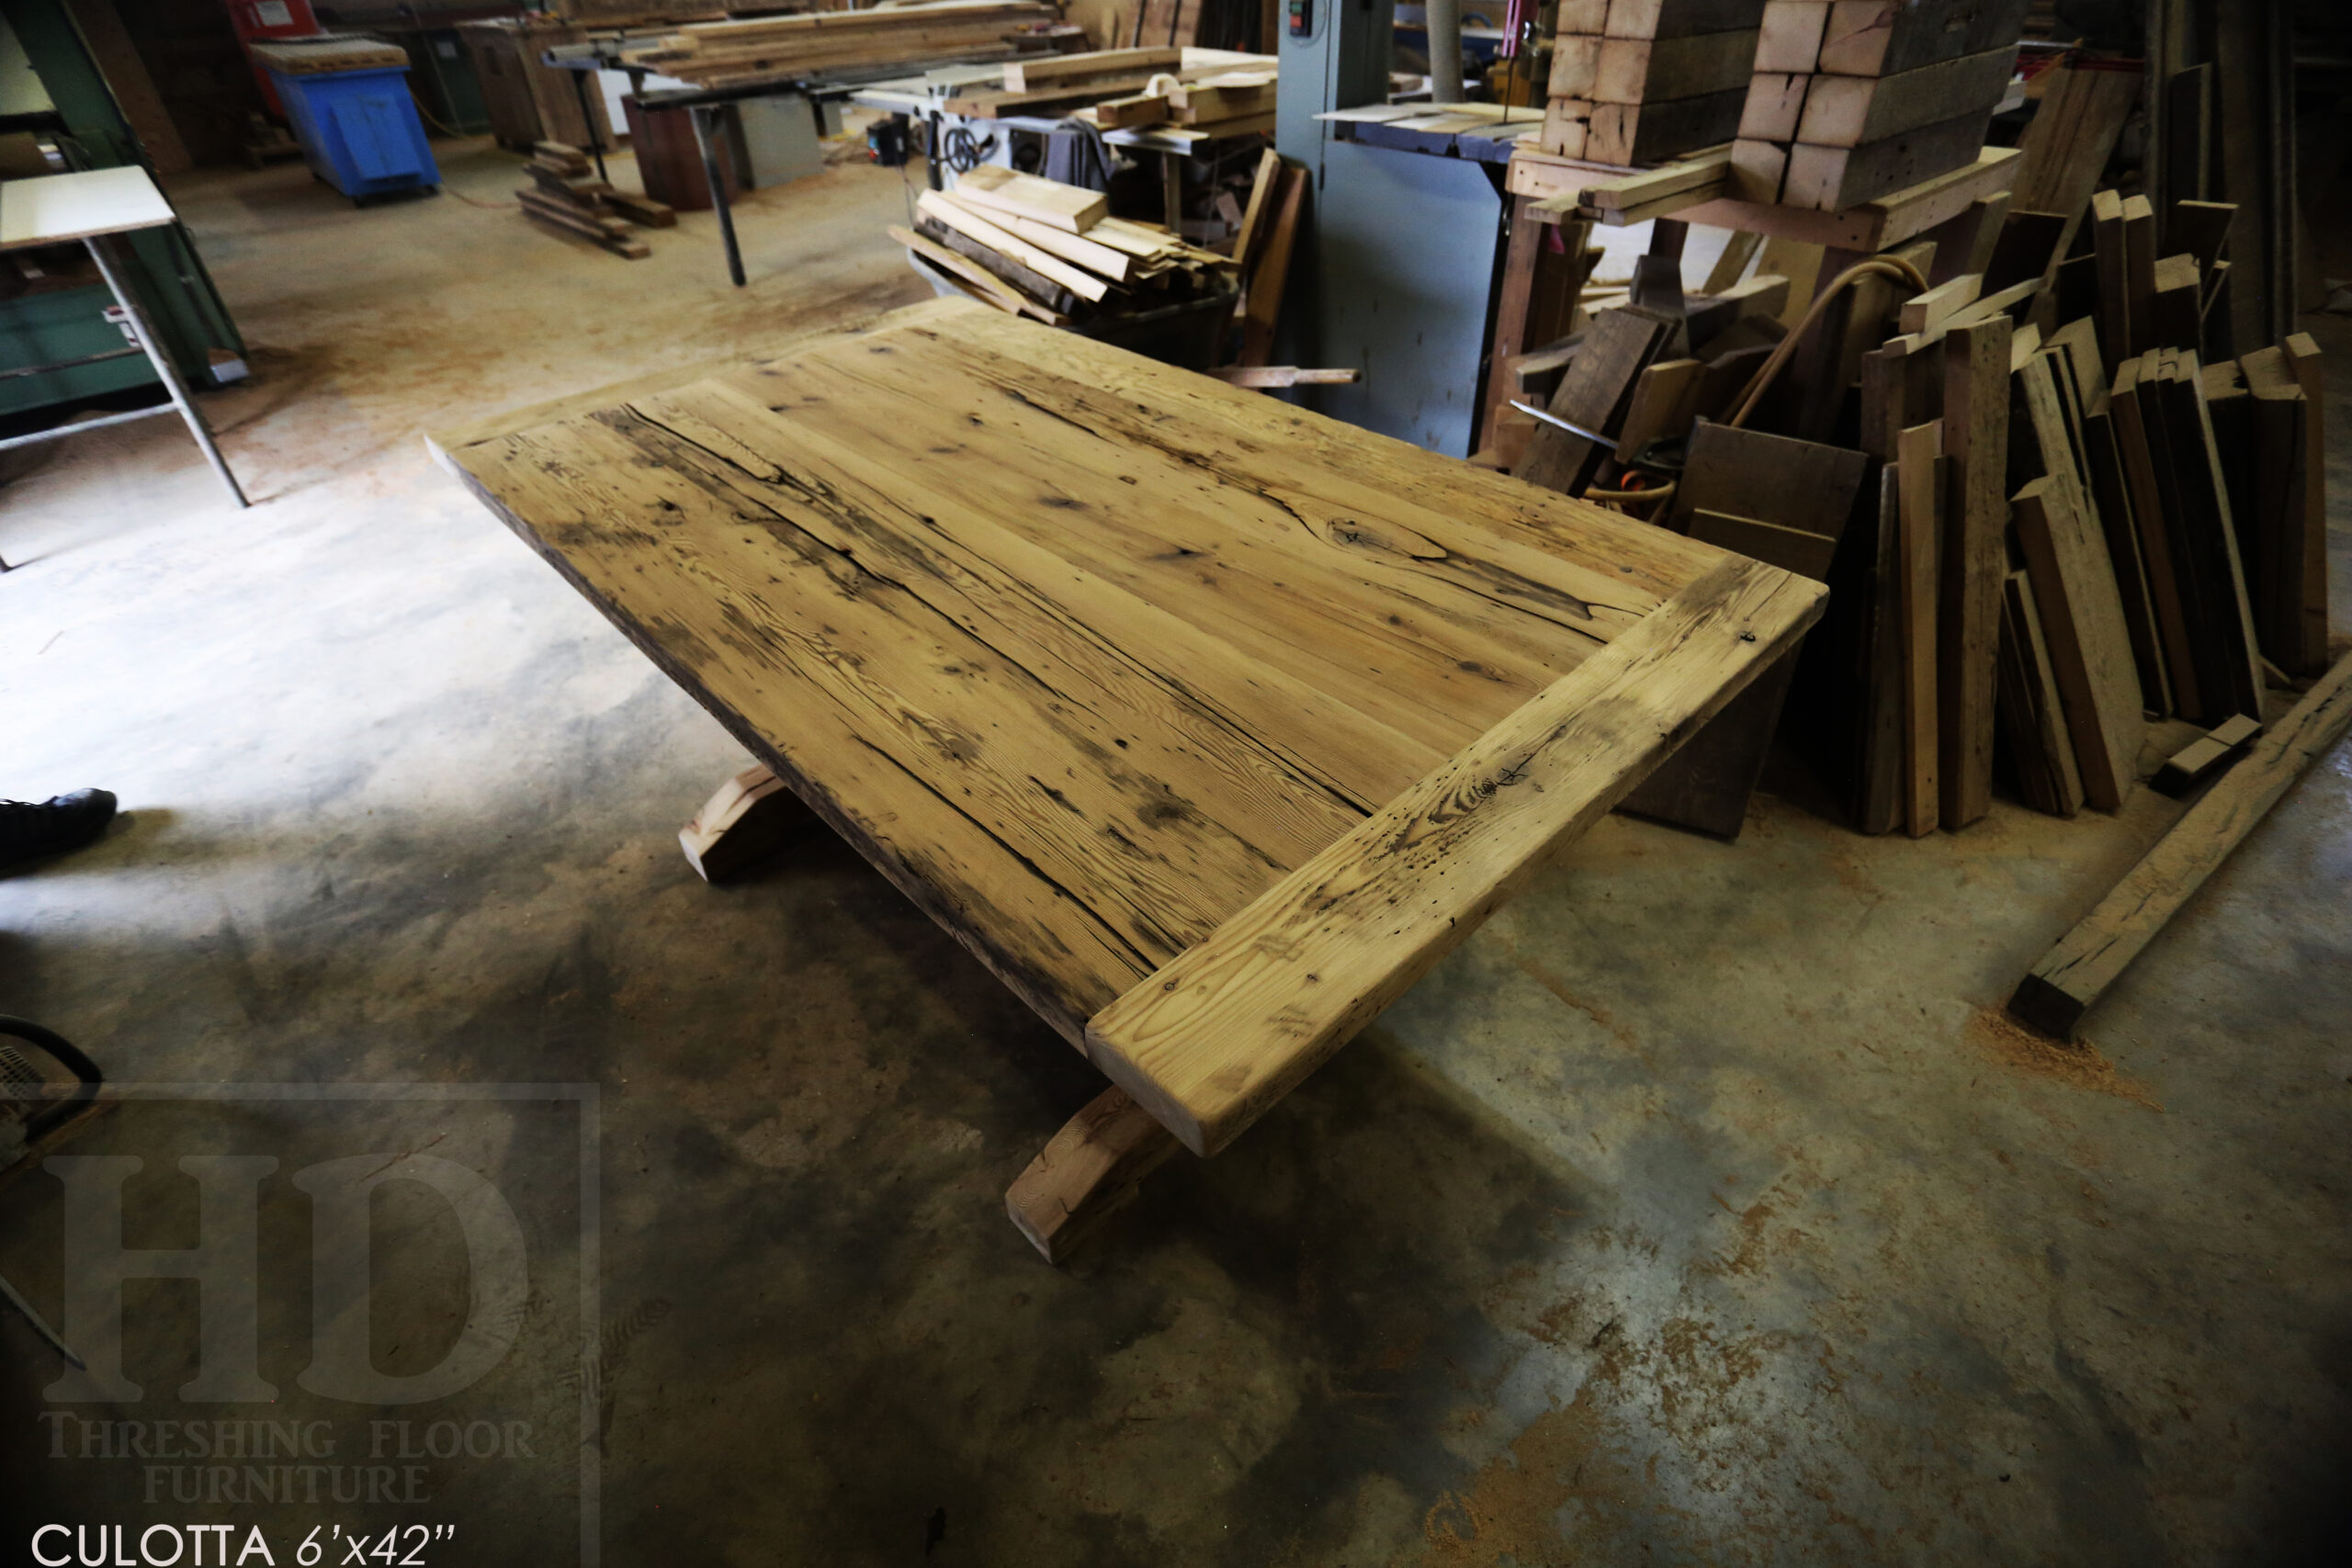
[542,43,1021,288]
[429,296,1824,1258]
[0,166,247,527]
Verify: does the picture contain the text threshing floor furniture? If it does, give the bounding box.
[429,297,1826,1258]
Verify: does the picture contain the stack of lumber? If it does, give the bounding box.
[894,164,1238,327]
[1499,167,2330,850]
[1543,0,1765,167]
[939,46,1279,134]
[616,1,1060,87]
[1732,0,2030,209]
[515,142,673,259]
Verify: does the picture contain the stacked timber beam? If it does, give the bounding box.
[515,142,673,259]
[894,164,1239,328]
[1732,0,2030,209]
[1544,0,1766,166]
[616,1,1062,87]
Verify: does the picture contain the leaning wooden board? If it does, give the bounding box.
[430,297,1824,1185]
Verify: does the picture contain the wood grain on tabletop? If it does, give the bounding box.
[437,299,1730,1053]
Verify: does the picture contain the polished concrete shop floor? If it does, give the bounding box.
[3,137,2349,1566]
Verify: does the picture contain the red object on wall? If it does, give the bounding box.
[223,0,322,117]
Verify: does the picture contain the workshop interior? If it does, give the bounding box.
[3,0,2350,1562]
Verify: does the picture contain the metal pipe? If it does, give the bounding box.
[1509,399,1611,445]
[689,106,747,288]
[1426,0,1466,104]
[0,401,174,454]
[83,235,248,507]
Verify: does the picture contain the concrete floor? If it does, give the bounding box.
[3,137,2350,1565]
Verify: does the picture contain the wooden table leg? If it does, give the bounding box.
[1615,647,1801,840]
[1006,1085,1182,1263]
[678,762,814,882]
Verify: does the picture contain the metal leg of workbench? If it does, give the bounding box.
[690,106,747,288]
[1160,150,1182,231]
[571,70,609,184]
[83,235,248,509]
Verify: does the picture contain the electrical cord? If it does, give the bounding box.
[1724,254,1929,429]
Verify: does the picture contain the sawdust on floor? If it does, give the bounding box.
[1966,1007,2164,1111]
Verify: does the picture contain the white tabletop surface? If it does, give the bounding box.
[0,164,177,250]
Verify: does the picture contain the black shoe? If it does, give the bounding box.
[0,790,119,873]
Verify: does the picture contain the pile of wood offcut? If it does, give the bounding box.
[616,1,1062,87]
[893,164,1237,326]
[942,45,1277,135]
[516,141,675,259]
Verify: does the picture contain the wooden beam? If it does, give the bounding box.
[1794,46,2018,150]
[1897,272,1981,336]
[1782,112,1996,212]
[1517,306,1673,495]
[1997,568,2086,816]
[2089,190,2132,374]
[2008,649,2352,1041]
[1238,164,1306,367]
[1084,558,1827,1156]
[2109,354,2202,716]
[1206,366,1362,388]
[1897,419,1943,836]
[2120,193,2157,355]
[2153,713,2261,798]
[1938,315,2011,827]
[679,762,816,883]
[1756,0,1829,73]
[952,164,1108,233]
[2011,475,2145,811]
[1004,1085,1183,1263]
[2280,333,2331,674]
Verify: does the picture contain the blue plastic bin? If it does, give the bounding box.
[268,64,440,201]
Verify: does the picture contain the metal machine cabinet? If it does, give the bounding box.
[0,279,156,419]
[0,0,246,418]
[1275,0,1503,458]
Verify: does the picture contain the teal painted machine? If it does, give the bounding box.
[0,0,245,423]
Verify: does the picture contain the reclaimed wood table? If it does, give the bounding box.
[431,297,1825,1258]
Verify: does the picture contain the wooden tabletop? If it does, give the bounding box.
[0,165,177,250]
[435,298,1823,1154]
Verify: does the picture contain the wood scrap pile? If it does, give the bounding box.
[1544,0,1764,166]
[1498,176,2330,851]
[615,1,1062,87]
[516,141,674,260]
[893,164,1238,328]
[939,45,1278,135]
[1734,0,2030,209]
